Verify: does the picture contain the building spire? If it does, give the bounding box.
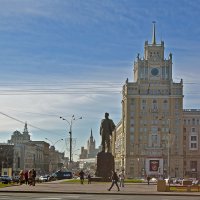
[152,21,156,45]
[23,122,29,135]
[90,128,93,137]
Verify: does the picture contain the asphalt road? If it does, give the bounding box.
[0,193,200,200]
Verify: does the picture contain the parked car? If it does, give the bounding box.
[53,171,73,180]
[12,176,20,184]
[0,175,12,184]
[150,177,157,183]
[39,175,49,182]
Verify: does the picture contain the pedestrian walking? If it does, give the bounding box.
[87,173,92,184]
[32,168,36,186]
[108,171,120,191]
[24,170,28,185]
[147,176,151,185]
[79,170,85,184]
[19,170,24,185]
[119,172,125,187]
[28,169,33,185]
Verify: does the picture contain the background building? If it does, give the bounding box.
[183,109,200,178]
[2,123,65,175]
[112,24,200,179]
[79,129,100,159]
[8,122,31,144]
[0,144,14,176]
[79,129,101,175]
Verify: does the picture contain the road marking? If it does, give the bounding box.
[37,198,62,200]
[37,196,80,200]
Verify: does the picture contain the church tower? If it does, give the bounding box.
[87,129,95,155]
[119,23,184,178]
[22,122,31,141]
[8,122,31,144]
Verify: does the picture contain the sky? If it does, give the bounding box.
[0,0,200,160]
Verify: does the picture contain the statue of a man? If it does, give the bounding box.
[100,112,115,152]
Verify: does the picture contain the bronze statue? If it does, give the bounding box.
[100,112,115,152]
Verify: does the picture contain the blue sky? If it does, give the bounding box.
[0,0,200,160]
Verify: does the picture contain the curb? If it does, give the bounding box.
[0,190,200,196]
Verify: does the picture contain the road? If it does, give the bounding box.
[0,193,199,200]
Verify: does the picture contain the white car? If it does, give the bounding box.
[39,175,49,182]
[150,177,157,183]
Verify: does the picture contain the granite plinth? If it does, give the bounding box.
[95,151,114,181]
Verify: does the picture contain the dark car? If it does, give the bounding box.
[53,171,73,180]
[0,175,12,184]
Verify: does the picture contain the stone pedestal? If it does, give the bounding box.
[157,180,167,192]
[95,151,114,181]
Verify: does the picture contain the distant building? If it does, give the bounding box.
[79,129,100,159]
[5,123,65,175]
[8,122,31,144]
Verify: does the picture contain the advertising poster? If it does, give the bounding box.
[150,160,159,171]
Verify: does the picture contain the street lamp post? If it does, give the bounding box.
[168,119,171,185]
[137,158,140,178]
[60,115,82,163]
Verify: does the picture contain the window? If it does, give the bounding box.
[191,136,197,141]
[152,99,158,110]
[191,143,197,148]
[141,99,147,110]
[191,128,196,133]
[152,135,158,143]
[163,99,168,110]
[131,99,135,105]
[190,134,198,150]
[190,161,197,172]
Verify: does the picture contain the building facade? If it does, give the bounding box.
[183,109,200,178]
[0,144,14,176]
[113,24,186,179]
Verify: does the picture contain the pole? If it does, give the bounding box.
[60,115,82,163]
[1,161,3,176]
[168,119,170,186]
[69,121,72,163]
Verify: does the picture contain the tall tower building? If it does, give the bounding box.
[80,129,100,159]
[87,129,96,155]
[114,23,184,178]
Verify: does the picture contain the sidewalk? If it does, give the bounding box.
[0,180,200,196]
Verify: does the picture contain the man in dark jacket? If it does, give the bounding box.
[79,170,85,184]
[108,171,120,191]
[32,169,36,186]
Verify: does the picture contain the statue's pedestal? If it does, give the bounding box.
[95,152,114,181]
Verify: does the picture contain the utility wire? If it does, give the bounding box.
[0,81,199,95]
[0,111,60,134]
